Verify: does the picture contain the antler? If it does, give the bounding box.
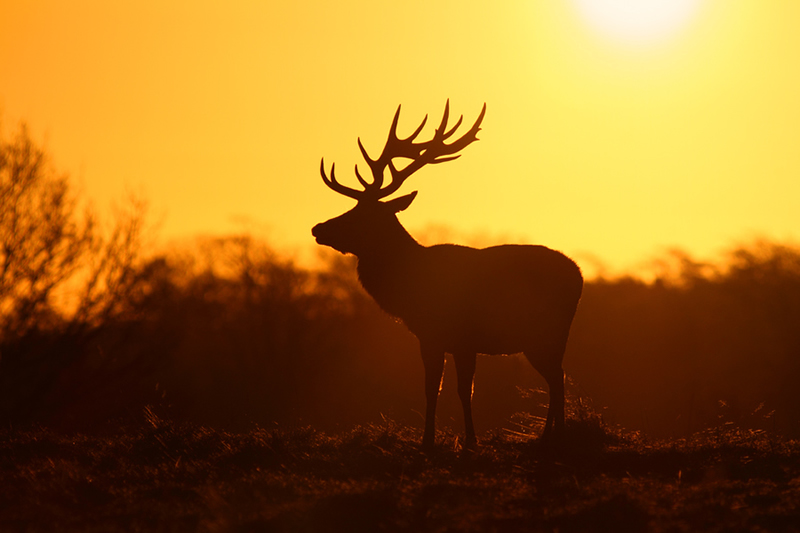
[320,100,486,201]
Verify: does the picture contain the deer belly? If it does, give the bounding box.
[407,303,559,355]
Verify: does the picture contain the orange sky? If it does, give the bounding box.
[2,1,800,276]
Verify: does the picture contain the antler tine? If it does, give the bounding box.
[402,113,428,144]
[388,104,403,144]
[431,102,486,160]
[357,137,373,166]
[434,99,451,140]
[442,115,464,140]
[387,105,428,145]
[353,163,371,189]
[357,136,386,192]
[320,158,363,200]
[383,106,428,160]
[428,155,462,165]
[430,99,465,141]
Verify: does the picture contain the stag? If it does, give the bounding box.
[312,101,583,448]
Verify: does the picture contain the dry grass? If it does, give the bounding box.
[1,407,799,532]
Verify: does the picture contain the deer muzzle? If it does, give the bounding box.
[311,223,324,244]
[312,222,337,248]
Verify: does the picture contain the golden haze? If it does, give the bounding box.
[2,1,799,276]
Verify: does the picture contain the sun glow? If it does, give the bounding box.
[3,1,800,276]
[571,0,702,44]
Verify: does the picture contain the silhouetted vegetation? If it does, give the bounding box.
[568,243,800,438]
[0,124,154,428]
[3,123,800,442]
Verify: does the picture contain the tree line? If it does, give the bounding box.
[2,125,799,437]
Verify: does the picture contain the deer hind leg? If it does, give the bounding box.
[524,343,567,440]
[420,344,445,449]
[453,352,478,448]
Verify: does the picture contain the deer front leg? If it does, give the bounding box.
[420,344,445,449]
[453,352,477,449]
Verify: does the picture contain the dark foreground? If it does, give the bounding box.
[1,410,799,532]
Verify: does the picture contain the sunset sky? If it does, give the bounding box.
[2,0,799,276]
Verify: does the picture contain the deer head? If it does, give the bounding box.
[312,101,486,256]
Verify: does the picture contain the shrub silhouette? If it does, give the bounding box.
[0,124,153,427]
[568,242,800,437]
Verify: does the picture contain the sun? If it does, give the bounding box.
[571,0,702,45]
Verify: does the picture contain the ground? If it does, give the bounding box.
[1,408,799,532]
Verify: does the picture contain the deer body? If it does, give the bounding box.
[357,242,581,356]
[313,102,582,448]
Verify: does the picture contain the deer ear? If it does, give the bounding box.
[385,191,418,213]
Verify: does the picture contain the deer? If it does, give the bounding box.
[312,101,583,449]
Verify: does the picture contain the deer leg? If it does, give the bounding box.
[420,345,445,449]
[525,347,566,440]
[453,352,478,448]
[543,365,565,439]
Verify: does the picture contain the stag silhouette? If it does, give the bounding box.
[312,102,583,448]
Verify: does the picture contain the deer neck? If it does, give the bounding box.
[355,226,423,315]
[356,225,421,271]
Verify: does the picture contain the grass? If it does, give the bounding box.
[1,406,800,532]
